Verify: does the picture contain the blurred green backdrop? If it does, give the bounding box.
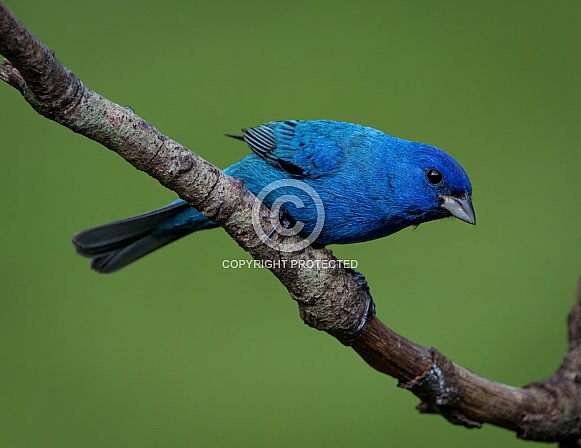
[1,1,580,447]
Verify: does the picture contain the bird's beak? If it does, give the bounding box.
[440,194,476,225]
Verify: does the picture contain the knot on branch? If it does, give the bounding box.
[401,348,483,429]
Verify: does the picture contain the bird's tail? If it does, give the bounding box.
[72,201,215,273]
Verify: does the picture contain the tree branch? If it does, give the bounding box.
[1,3,579,444]
[0,2,373,344]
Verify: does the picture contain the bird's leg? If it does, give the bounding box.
[266,205,293,237]
[274,206,296,236]
[253,205,295,248]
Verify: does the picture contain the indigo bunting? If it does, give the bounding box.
[73,120,475,273]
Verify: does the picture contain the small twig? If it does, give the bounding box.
[0,58,24,92]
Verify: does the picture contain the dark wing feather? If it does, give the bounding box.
[243,125,277,160]
[227,120,344,177]
[241,121,304,174]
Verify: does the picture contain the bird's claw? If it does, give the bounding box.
[333,268,376,346]
[254,206,294,248]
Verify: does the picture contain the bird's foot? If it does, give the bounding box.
[254,206,295,248]
[333,268,376,346]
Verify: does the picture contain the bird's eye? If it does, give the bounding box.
[426,169,443,185]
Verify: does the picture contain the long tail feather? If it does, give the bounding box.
[72,201,214,273]
[89,233,182,274]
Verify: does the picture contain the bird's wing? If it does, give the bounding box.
[231,120,345,177]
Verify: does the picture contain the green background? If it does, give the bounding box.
[1,1,580,447]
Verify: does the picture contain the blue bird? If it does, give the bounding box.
[73,120,475,273]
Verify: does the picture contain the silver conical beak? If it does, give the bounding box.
[440,194,476,225]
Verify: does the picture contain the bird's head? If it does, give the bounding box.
[389,141,475,227]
